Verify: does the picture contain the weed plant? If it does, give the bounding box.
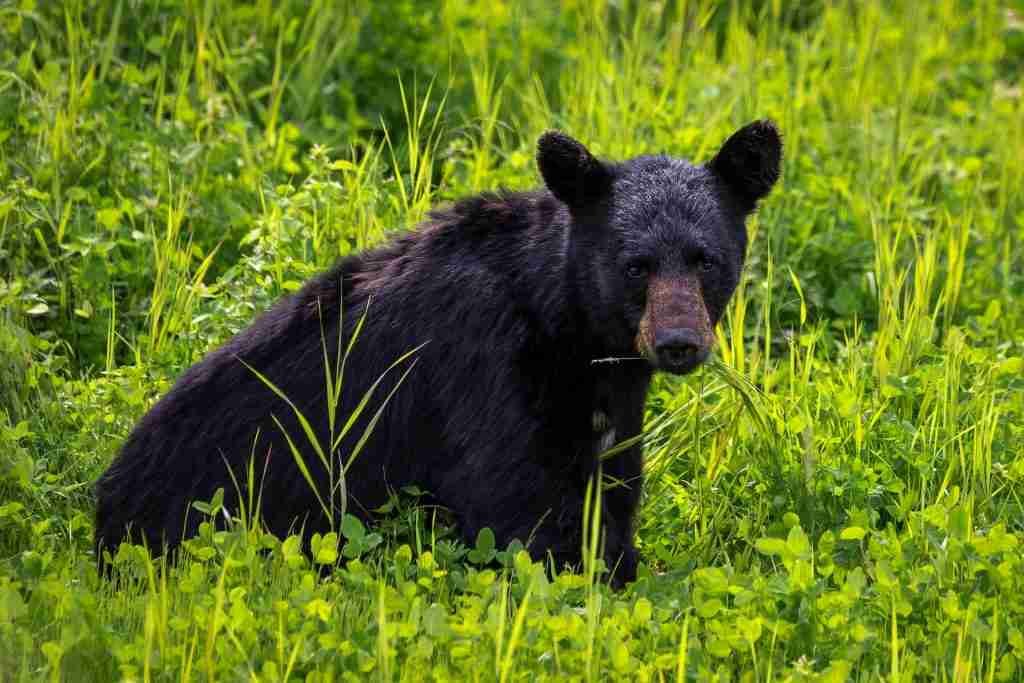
[0,1,1022,680]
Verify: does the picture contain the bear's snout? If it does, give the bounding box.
[635,274,715,374]
[654,327,709,374]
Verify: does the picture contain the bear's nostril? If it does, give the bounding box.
[653,328,706,372]
[663,345,695,366]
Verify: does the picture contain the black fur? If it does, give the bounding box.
[706,120,782,210]
[95,122,782,586]
[537,131,614,210]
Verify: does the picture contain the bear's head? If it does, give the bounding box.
[537,121,782,375]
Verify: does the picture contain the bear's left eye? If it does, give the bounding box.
[699,257,715,273]
[625,262,649,279]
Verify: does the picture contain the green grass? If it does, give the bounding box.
[1,0,1022,680]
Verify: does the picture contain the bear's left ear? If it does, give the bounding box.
[706,120,782,211]
[537,131,613,211]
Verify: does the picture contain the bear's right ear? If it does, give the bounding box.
[706,120,782,211]
[537,131,613,210]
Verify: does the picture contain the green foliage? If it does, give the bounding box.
[1,0,1022,679]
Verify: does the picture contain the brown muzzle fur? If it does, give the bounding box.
[635,274,715,372]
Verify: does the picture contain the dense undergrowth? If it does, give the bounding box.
[1,0,1022,680]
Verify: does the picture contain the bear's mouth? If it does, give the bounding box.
[655,347,710,375]
[634,327,712,375]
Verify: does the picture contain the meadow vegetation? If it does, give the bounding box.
[0,0,1022,680]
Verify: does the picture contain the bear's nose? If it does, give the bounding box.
[654,328,708,373]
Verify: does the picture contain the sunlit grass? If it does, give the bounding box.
[0,0,1021,680]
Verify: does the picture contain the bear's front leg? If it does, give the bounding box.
[590,432,644,588]
[515,503,637,587]
[537,500,637,588]
[460,479,638,587]
[445,460,638,586]
[597,503,639,588]
[590,371,648,588]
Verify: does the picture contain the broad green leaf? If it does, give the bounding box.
[755,537,789,557]
[340,514,365,543]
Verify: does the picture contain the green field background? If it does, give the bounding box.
[1,1,1022,680]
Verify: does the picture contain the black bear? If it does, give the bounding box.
[95,121,781,586]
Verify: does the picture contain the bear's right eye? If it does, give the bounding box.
[625,262,649,279]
